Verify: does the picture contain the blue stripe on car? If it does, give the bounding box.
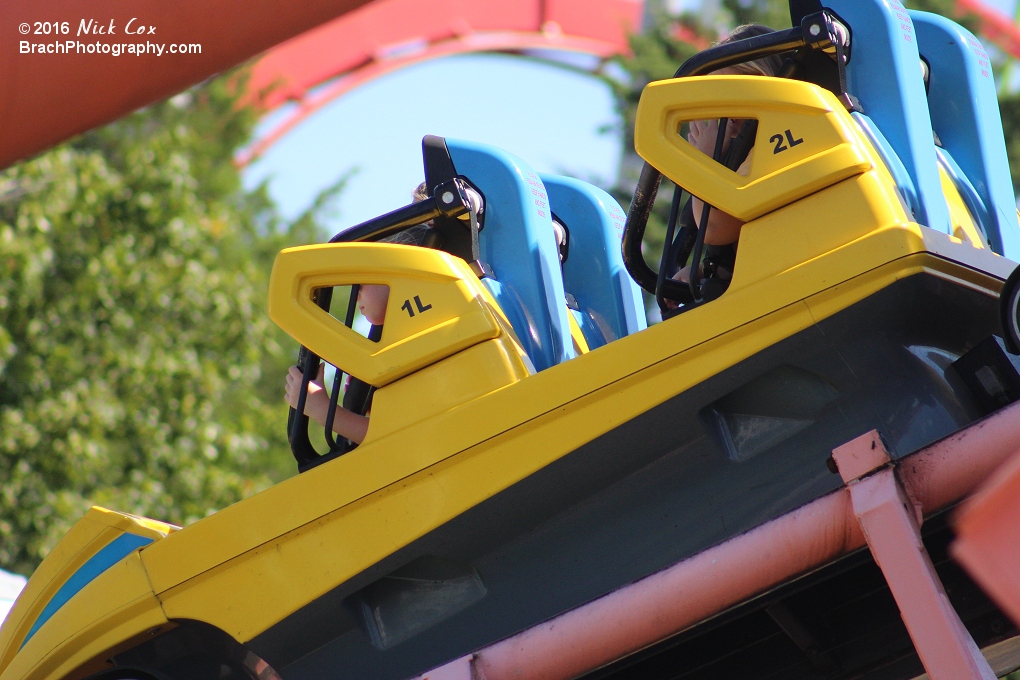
[20,533,154,648]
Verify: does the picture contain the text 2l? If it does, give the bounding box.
[770,129,804,154]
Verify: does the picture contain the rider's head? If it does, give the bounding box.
[714,24,783,77]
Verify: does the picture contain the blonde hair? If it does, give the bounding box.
[716,24,783,77]
[381,223,431,246]
[412,182,428,203]
[379,183,434,247]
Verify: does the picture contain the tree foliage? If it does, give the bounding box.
[721,0,790,31]
[0,74,316,575]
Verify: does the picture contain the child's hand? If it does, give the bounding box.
[663,268,693,310]
[284,363,370,443]
[285,364,328,418]
[688,119,743,160]
[688,119,721,158]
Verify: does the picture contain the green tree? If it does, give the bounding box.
[722,0,790,30]
[0,73,318,575]
[604,2,704,293]
[999,95,1020,191]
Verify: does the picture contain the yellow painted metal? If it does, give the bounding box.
[268,243,504,387]
[938,164,987,249]
[134,82,1009,635]
[1,552,167,680]
[567,311,590,355]
[0,509,174,674]
[153,296,826,642]
[0,509,175,680]
[635,76,873,222]
[368,338,530,442]
[143,246,1001,645]
[731,171,909,291]
[4,252,1006,680]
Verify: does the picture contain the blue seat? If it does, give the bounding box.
[824,0,951,236]
[446,138,576,371]
[541,174,647,348]
[910,11,1020,260]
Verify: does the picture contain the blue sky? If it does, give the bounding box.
[243,53,622,236]
[243,0,1020,233]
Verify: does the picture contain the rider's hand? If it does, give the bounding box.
[663,268,693,310]
[688,119,744,160]
[687,119,721,157]
[285,363,327,417]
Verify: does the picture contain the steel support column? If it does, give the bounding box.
[832,431,996,680]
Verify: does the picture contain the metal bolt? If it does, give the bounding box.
[442,191,454,204]
[809,23,821,37]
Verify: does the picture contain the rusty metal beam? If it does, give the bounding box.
[833,431,995,680]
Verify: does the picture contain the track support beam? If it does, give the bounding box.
[832,430,996,680]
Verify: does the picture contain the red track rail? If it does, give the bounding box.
[0,0,375,170]
[248,0,641,112]
[237,0,641,166]
[240,0,1020,164]
[957,0,1020,60]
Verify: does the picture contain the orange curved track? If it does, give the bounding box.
[0,0,639,171]
[249,0,641,112]
[238,0,642,165]
[238,0,1020,163]
[0,0,374,169]
[2,0,1019,172]
[956,0,1020,60]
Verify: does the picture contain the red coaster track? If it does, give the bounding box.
[1,0,1018,169]
[0,0,638,171]
[237,0,642,165]
[958,0,1020,60]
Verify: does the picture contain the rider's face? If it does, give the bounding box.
[357,284,389,325]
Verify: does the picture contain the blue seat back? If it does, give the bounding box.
[910,11,1020,260]
[850,111,919,218]
[541,174,647,348]
[446,138,575,371]
[824,0,951,235]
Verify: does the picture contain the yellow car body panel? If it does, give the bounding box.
[635,76,874,222]
[2,553,167,680]
[566,310,591,355]
[938,163,988,249]
[268,244,508,387]
[0,509,175,680]
[146,246,1001,645]
[367,338,531,442]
